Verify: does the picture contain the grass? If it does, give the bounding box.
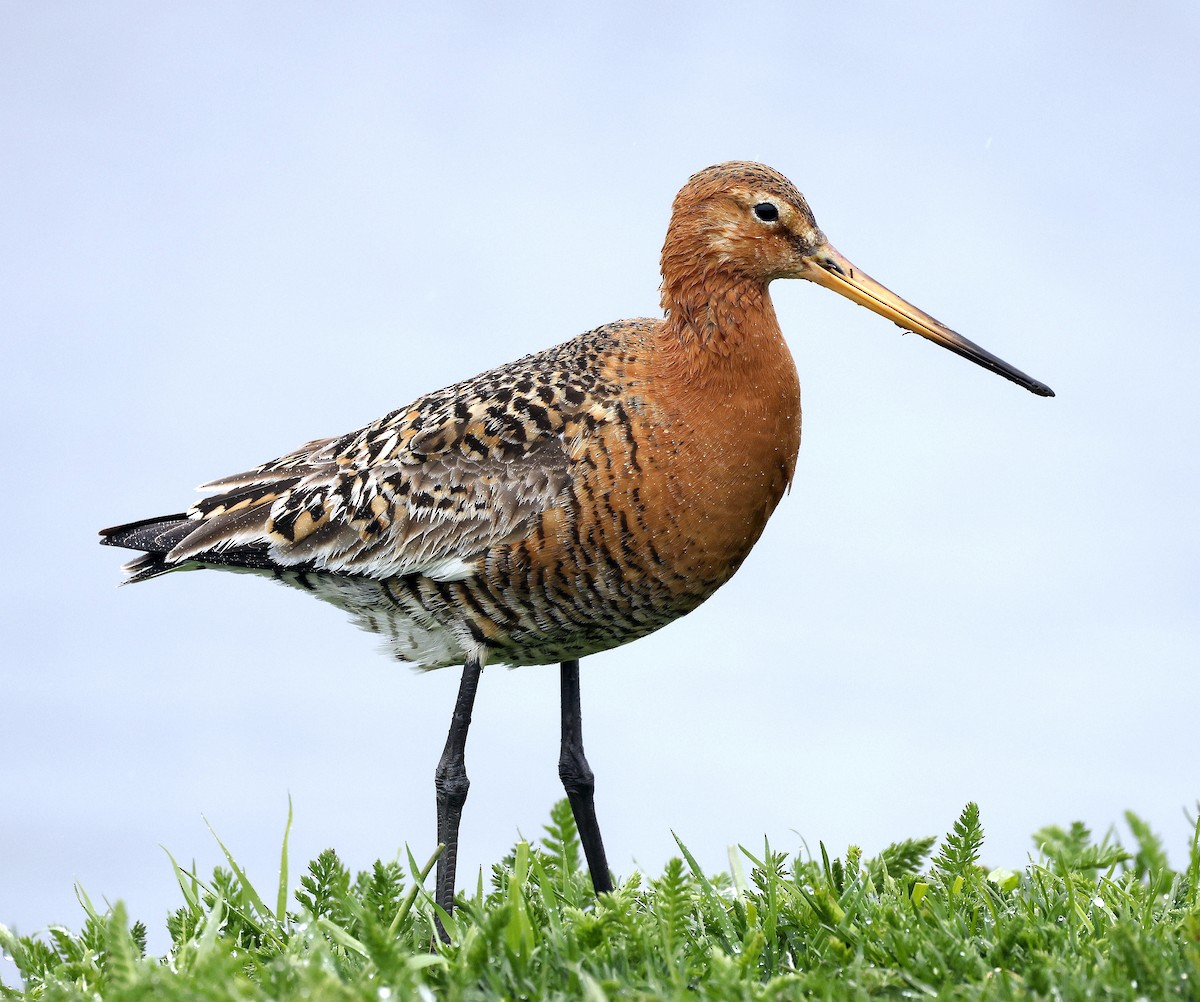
[2,800,1198,1000]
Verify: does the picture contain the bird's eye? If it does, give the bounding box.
[753,202,779,223]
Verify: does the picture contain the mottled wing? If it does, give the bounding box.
[152,338,619,582]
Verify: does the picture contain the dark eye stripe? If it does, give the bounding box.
[753,202,779,222]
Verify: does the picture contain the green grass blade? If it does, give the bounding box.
[161,846,201,913]
[672,831,737,949]
[1186,805,1200,910]
[389,843,442,937]
[314,916,369,959]
[277,794,294,925]
[202,815,273,922]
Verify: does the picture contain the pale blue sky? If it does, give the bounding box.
[3,1,1198,969]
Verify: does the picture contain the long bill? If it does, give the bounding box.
[802,243,1054,397]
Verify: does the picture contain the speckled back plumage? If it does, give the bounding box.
[102,163,810,669]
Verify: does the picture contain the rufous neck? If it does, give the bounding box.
[656,265,787,380]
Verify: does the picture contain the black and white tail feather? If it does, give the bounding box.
[100,511,282,583]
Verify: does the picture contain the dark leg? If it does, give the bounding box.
[559,658,613,894]
[434,653,484,934]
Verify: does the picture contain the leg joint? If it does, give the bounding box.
[435,759,471,809]
[558,744,595,795]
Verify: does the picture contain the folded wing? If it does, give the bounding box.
[101,338,620,584]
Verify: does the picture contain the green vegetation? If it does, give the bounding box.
[3,801,1198,1000]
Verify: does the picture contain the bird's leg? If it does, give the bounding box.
[434,652,483,935]
[559,658,613,895]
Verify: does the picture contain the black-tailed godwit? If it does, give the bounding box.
[101,162,1053,928]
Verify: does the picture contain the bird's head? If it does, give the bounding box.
[662,161,1054,396]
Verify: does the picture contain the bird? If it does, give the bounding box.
[101,161,1053,929]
